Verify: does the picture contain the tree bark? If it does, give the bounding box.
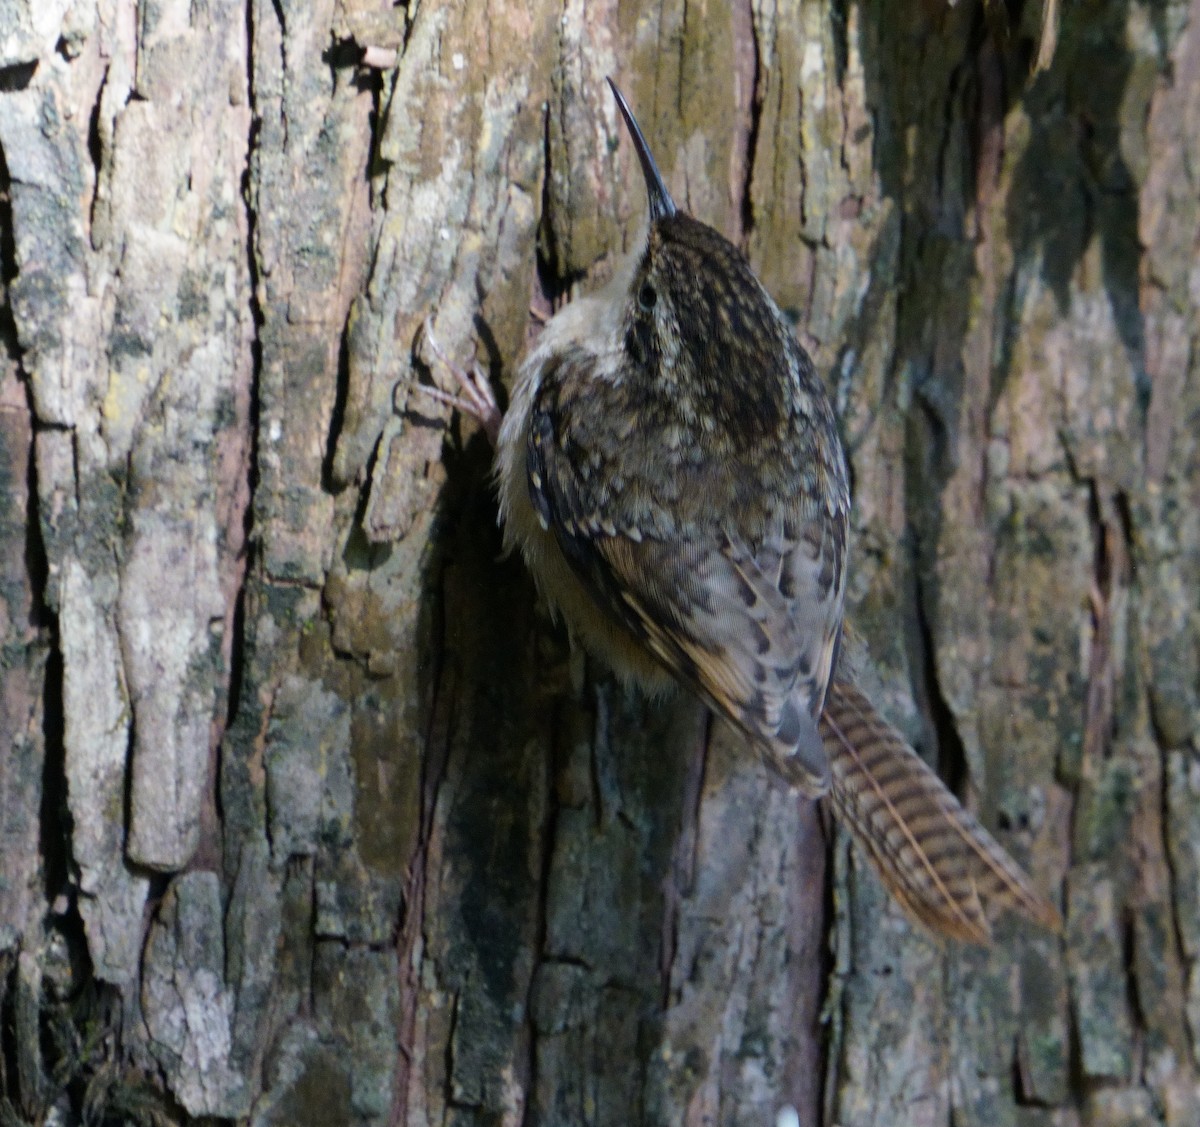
[1,1,1198,1125]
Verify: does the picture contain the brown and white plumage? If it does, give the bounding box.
[497,207,849,795]
[428,80,1059,943]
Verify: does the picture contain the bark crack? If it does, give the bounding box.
[731,0,761,247]
[909,531,968,795]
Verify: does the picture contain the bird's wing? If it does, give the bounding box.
[527,380,845,796]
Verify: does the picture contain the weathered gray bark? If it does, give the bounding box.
[1,1,1198,1125]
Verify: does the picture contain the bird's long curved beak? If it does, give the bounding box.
[607,78,677,223]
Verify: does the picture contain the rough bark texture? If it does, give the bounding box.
[0,1,1198,1125]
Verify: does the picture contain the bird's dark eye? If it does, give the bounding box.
[637,282,657,312]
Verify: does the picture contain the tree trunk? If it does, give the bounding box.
[1,1,1197,1124]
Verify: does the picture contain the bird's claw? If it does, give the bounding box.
[416,318,502,449]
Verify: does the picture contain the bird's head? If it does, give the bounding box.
[607,78,797,434]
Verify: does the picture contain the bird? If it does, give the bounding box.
[418,78,1061,944]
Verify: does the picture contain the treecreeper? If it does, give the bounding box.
[420,79,1061,945]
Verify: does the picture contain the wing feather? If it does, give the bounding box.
[527,365,846,796]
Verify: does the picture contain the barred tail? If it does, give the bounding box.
[820,678,1062,944]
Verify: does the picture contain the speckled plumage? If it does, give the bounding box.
[427,81,1060,943]
[497,121,849,797]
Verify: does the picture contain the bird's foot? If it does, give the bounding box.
[416,318,502,449]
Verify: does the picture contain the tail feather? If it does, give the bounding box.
[820,677,1062,944]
